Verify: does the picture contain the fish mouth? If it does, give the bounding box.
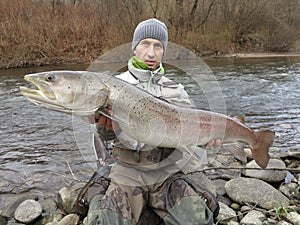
[19,75,64,111]
[20,75,56,99]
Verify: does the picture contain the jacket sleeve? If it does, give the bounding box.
[158,77,195,108]
[164,84,195,108]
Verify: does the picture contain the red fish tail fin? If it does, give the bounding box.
[251,130,275,169]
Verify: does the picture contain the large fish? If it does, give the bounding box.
[20,71,275,168]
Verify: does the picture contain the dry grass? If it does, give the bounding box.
[0,0,105,68]
[1,0,299,68]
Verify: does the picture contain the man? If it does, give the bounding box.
[85,18,219,225]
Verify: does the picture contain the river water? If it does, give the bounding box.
[0,57,299,209]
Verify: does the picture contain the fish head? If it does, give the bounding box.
[20,71,110,115]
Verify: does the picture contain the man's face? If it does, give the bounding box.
[134,38,164,70]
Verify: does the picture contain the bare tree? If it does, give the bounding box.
[148,0,159,17]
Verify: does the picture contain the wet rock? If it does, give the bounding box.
[287,151,300,159]
[57,182,85,214]
[240,210,266,225]
[240,205,251,213]
[279,182,300,199]
[276,221,293,225]
[245,158,286,182]
[230,203,240,210]
[227,222,239,225]
[295,173,300,182]
[225,177,289,210]
[40,198,57,214]
[218,196,232,206]
[37,213,62,225]
[207,153,242,180]
[0,194,38,218]
[14,199,42,224]
[56,214,80,225]
[279,150,300,160]
[216,202,237,224]
[213,179,227,197]
[286,212,300,225]
[287,160,300,169]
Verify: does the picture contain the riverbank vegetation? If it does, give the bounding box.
[1,0,300,68]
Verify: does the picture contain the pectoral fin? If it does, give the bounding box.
[222,142,247,162]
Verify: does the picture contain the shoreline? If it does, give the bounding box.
[215,52,300,59]
[1,52,300,70]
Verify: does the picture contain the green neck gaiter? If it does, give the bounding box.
[129,56,164,73]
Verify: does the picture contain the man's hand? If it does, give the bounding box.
[206,139,222,147]
[88,109,114,130]
[98,110,113,130]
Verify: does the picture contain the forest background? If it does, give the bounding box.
[1,0,300,68]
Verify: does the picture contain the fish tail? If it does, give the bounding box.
[251,130,275,169]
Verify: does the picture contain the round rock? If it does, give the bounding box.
[216,202,237,223]
[57,182,85,214]
[57,214,80,225]
[225,177,289,210]
[240,210,266,225]
[14,199,42,224]
[245,158,287,182]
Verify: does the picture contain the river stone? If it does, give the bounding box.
[57,214,79,225]
[276,221,293,225]
[278,150,300,160]
[240,210,266,225]
[57,182,85,214]
[286,212,300,225]
[39,213,63,225]
[14,199,42,224]
[213,179,227,197]
[287,151,300,159]
[0,194,38,218]
[225,177,289,210]
[279,182,299,199]
[227,222,239,225]
[40,198,57,213]
[216,202,237,224]
[0,215,7,225]
[245,158,287,182]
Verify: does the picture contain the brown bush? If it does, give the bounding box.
[0,0,299,68]
[0,0,106,67]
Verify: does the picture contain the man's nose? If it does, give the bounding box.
[147,45,155,57]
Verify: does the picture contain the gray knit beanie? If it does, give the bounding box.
[132,18,168,52]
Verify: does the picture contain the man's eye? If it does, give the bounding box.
[154,44,163,49]
[141,42,150,47]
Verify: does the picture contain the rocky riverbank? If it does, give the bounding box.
[0,149,299,225]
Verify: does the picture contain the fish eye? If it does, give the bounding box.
[46,74,55,82]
